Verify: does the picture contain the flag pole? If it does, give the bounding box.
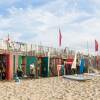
[57,28,62,77]
[48,49,50,77]
[95,39,99,69]
[87,40,89,73]
[96,50,98,69]
[7,33,10,50]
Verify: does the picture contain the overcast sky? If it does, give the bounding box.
[0,0,100,54]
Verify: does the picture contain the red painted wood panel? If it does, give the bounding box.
[6,54,13,80]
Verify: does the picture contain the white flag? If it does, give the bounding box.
[71,53,77,69]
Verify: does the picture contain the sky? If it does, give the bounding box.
[0,0,100,54]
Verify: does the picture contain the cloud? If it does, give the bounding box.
[0,0,17,5]
[0,0,100,54]
[90,0,100,4]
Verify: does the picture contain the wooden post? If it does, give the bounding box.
[57,65,61,77]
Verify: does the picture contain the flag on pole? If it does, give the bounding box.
[71,53,77,69]
[8,34,10,41]
[59,28,62,47]
[95,40,98,52]
[6,34,10,50]
[6,34,10,43]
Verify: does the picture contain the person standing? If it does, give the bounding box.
[76,58,80,74]
[80,57,85,74]
[36,58,41,78]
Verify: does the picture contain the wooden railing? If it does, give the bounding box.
[0,39,75,57]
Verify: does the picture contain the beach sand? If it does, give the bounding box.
[0,76,100,100]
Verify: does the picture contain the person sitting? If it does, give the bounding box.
[30,63,35,78]
[2,71,6,80]
[17,65,23,78]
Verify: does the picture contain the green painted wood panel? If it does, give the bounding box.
[18,56,22,67]
[26,56,37,75]
[41,57,49,77]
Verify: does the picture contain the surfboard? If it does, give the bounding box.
[87,73,100,77]
[63,75,92,81]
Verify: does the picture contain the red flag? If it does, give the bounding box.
[59,29,62,47]
[95,40,98,51]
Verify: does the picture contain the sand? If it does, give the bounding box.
[0,76,100,100]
